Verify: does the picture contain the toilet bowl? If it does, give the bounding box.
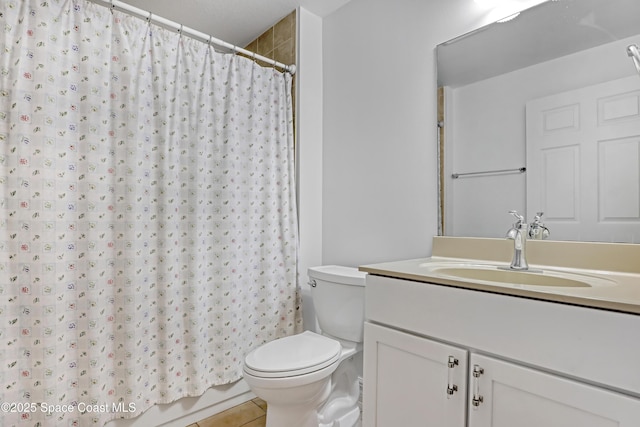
[243,266,366,427]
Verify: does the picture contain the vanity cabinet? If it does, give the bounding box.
[363,322,467,427]
[362,274,640,427]
[469,353,640,427]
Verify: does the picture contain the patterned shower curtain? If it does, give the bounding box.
[0,0,301,425]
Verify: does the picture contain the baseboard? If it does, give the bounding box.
[105,379,254,427]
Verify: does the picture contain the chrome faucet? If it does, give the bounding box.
[528,211,550,240]
[504,210,529,270]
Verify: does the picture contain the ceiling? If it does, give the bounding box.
[438,0,640,87]
[114,0,352,48]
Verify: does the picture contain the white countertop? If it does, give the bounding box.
[360,237,640,315]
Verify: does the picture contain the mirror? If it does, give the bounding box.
[437,0,640,243]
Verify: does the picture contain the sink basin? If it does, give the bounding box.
[435,267,590,287]
[419,262,617,288]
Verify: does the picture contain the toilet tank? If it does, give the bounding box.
[308,265,367,343]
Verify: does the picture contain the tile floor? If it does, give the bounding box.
[188,398,267,427]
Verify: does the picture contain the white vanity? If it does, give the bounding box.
[359,237,640,427]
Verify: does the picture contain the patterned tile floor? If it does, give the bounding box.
[187,398,267,427]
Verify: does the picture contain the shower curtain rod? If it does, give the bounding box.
[94,0,296,74]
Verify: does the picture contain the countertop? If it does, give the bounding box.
[359,237,640,315]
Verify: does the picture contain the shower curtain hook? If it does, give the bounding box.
[146,11,152,22]
[110,0,114,13]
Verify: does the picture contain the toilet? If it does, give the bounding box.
[243,265,366,427]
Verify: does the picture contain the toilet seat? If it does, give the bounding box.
[244,331,341,378]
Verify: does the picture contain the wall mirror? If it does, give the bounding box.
[437,0,640,243]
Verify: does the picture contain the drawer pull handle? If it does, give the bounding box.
[446,356,459,397]
[472,364,484,408]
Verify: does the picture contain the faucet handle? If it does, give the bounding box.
[529,212,550,240]
[508,210,524,224]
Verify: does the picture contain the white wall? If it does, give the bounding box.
[321,0,497,267]
[447,36,640,238]
[297,7,324,331]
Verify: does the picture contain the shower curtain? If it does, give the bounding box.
[0,0,301,425]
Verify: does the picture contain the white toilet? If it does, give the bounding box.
[243,265,366,427]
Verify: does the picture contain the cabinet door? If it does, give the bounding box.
[362,322,467,427]
[468,353,640,427]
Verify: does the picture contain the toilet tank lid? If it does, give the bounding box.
[308,265,366,286]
